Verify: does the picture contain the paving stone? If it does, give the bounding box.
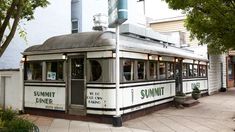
[34,116,53,126]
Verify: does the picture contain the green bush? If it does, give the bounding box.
[0,108,17,122]
[5,118,36,132]
[192,86,201,94]
[0,108,39,132]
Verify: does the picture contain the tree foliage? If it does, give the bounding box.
[164,0,235,54]
[0,0,49,57]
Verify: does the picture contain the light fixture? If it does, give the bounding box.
[175,58,178,63]
[113,53,116,57]
[21,57,26,62]
[62,54,67,60]
[159,56,162,61]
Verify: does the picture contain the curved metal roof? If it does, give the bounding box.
[24,31,115,53]
[23,31,208,61]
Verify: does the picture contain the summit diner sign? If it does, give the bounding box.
[24,86,65,111]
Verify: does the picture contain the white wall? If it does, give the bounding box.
[0,69,23,110]
[208,54,227,94]
[0,0,71,69]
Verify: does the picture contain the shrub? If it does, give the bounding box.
[192,86,201,94]
[5,118,36,132]
[0,108,39,132]
[0,108,17,122]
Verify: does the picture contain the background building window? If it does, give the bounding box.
[137,61,146,80]
[123,59,134,81]
[159,62,166,80]
[89,60,102,81]
[25,62,42,81]
[46,61,64,81]
[72,19,78,33]
[228,63,233,80]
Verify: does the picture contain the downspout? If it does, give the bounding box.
[1,77,6,110]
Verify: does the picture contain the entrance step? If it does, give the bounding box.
[68,108,86,116]
[183,99,199,107]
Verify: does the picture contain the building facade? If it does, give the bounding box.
[149,16,228,93]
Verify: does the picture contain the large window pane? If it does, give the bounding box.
[159,62,166,80]
[199,65,207,77]
[123,60,134,81]
[149,61,157,79]
[167,62,174,79]
[71,58,84,79]
[193,64,198,77]
[182,63,187,78]
[137,61,146,80]
[46,61,64,81]
[25,62,42,81]
[189,64,193,77]
[89,60,102,81]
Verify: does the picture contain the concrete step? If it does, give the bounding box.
[183,99,199,107]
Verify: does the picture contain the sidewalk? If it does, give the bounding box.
[25,88,235,132]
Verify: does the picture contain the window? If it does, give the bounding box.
[199,65,207,77]
[149,61,157,79]
[123,59,134,81]
[159,62,166,80]
[182,63,187,78]
[72,19,78,33]
[167,62,174,79]
[71,58,84,79]
[46,61,64,81]
[25,62,42,81]
[137,61,146,80]
[193,64,198,77]
[189,64,193,77]
[89,60,102,81]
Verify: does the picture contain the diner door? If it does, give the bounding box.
[69,56,85,115]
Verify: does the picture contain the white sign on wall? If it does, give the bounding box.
[87,89,116,109]
[86,82,175,114]
[122,83,175,108]
[24,86,65,111]
[183,79,208,93]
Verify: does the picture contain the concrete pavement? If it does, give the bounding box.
[24,88,235,132]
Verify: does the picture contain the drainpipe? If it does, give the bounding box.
[1,77,6,110]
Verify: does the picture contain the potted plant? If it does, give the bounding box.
[174,92,186,104]
[192,85,201,100]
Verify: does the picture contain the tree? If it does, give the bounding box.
[164,0,235,54]
[0,0,49,57]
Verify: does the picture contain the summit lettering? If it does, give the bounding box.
[141,87,164,99]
